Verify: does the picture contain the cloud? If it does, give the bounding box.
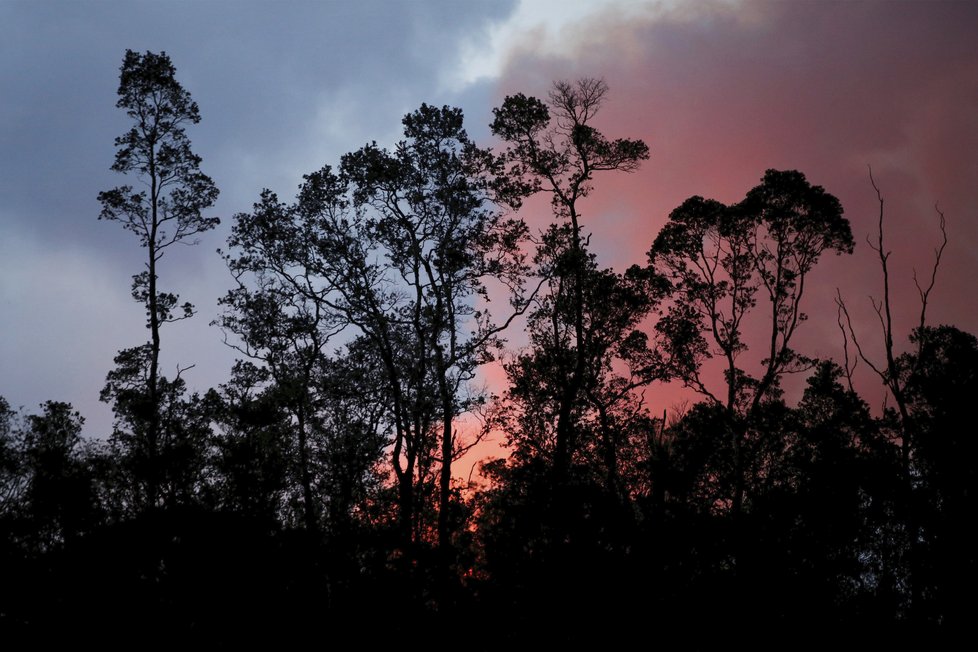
[487,0,978,407]
[0,220,133,433]
[0,0,521,438]
[3,0,976,444]
[449,0,671,91]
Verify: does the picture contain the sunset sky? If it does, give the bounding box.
[2,0,976,456]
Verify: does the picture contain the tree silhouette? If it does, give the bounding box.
[495,236,661,502]
[219,189,345,531]
[490,78,650,489]
[222,105,531,568]
[0,397,25,521]
[836,172,951,623]
[19,402,101,551]
[899,326,978,629]
[209,361,291,525]
[98,50,219,511]
[650,169,853,518]
[340,104,531,557]
[476,80,653,633]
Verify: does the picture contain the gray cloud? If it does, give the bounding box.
[0,0,516,435]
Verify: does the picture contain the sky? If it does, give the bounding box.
[2,0,977,465]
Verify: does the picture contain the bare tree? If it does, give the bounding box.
[835,168,948,620]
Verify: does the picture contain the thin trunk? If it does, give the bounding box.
[295,400,317,532]
[436,348,453,555]
[595,401,622,504]
[894,397,922,621]
[388,385,415,549]
[730,419,745,521]
[648,412,667,521]
[724,351,744,522]
[388,389,415,548]
[147,148,160,512]
[554,207,587,486]
[398,453,415,547]
[357,299,413,548]
[873,179,922,620]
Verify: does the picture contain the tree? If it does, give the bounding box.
[222,104,531,561]
[496,235,661,504]
[835,170,950,622]
[899,326,978,628]
[99,348,216,513]
[0,400,104,556]
[98,50,219,511]
[219,191,344,531]
[650,169,853,518]
[20,402,101,551]
[490,78,650,487]
[0,397,25,520]
[208,361,291,525]
[340,104,531,555]
[473,81,653,624]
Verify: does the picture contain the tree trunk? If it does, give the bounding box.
[295,400,317,532]
[554,210,587,488]
[437,359,454,556]
[147,155,160,513]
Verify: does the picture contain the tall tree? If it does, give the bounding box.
[477,82,652,619]
[490,78,650,486]
[97,50,219,511]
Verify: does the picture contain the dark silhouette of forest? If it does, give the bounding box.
[2,51,975,646]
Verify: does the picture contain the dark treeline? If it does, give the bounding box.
[2,51,975,646]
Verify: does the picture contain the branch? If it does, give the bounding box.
[836,288,886,381]
[174,363,195,380]
[835,295,858,392]
[868,166,897,379]
[913,203,947,340]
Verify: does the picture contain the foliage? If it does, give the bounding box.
[651,169,853,412]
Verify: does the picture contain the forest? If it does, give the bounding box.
[2,50,975,645]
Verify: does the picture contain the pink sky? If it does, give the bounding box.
[462,0,978,475]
